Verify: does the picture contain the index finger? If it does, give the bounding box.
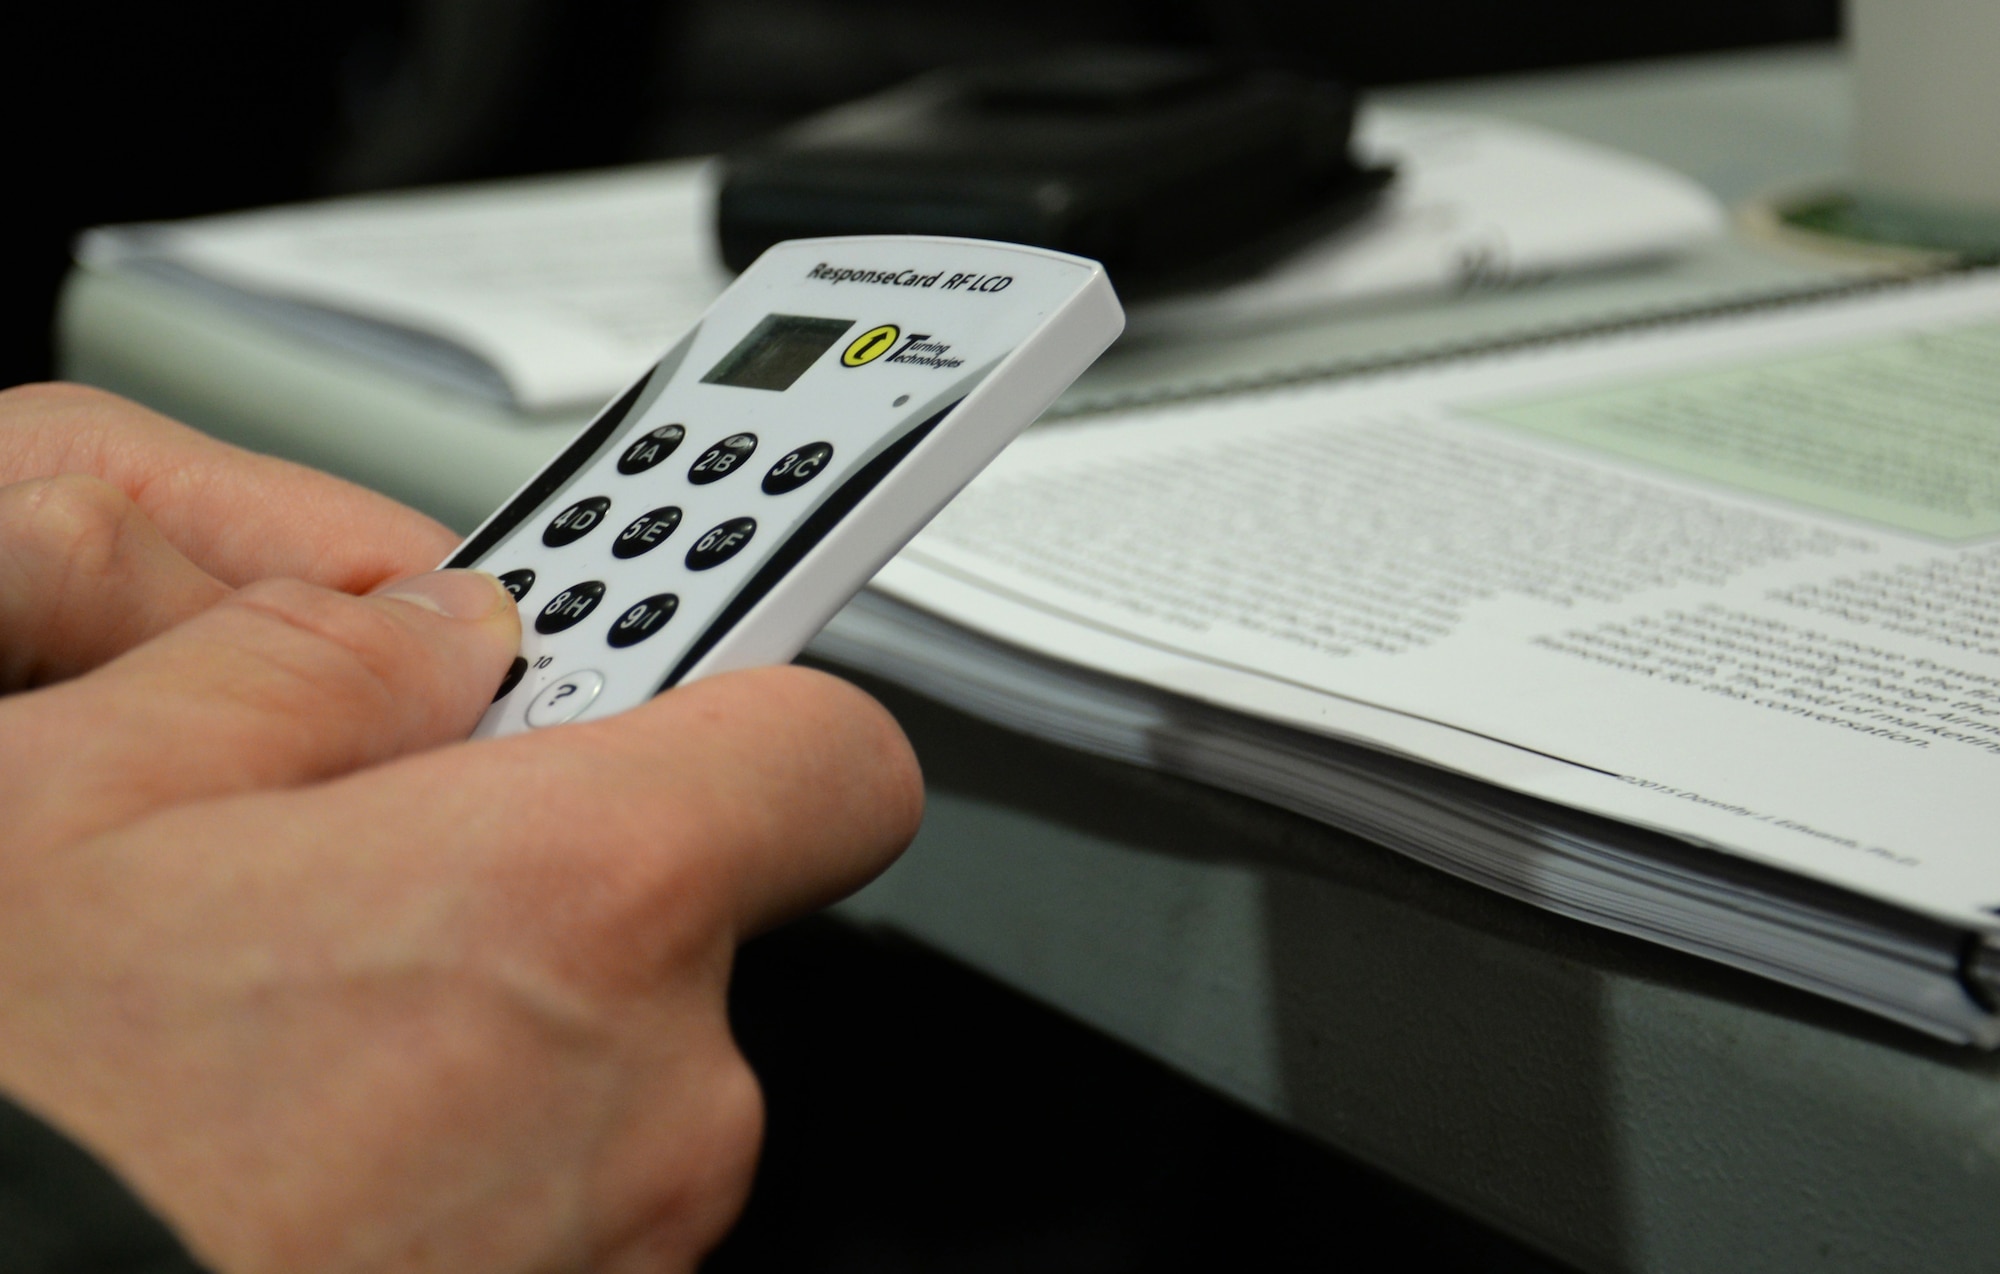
[0,383,458,591]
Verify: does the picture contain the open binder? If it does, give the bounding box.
[811,264,2000,1046]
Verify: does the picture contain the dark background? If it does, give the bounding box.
[2,0,1837,392]
[1,4,1834,1270]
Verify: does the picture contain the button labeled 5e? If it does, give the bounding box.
[613,506,683,559]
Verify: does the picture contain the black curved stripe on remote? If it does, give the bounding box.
[446,366,655,569]
[657,400,958,691]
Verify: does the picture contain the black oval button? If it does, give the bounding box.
[617,424,686,476]
[535,579,606,633]
[493,655,528,702]
[497,568,536,603]
[543,496,611,547]
[612,506,683,560]
[687,433,757,485]
[763,442,834,495]
[685,517,757,570]
[607,593,680,648]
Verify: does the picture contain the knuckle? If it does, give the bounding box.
[0,385,145,455]
[0,381,123,416]
[600,1044,765,1271]
[771,666,926,835]
[670,1044,767,1248]
[0,473,141,577]
[588,840,736,978]
[222,578,420,717]
[704,1048,767,1183]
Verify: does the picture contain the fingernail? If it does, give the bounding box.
[373,570,513,621]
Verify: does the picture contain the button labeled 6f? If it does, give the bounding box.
[685,517,756,570]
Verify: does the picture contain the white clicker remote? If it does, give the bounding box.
[446,235,1124,737]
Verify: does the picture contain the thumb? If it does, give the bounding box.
[0,570,520,855]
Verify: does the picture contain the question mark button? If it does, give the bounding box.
[525,670,605,728]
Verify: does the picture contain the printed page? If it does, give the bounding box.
[81,162,732,411]
[875,271,2000,929]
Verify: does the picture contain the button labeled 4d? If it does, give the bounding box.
[688,434,757,485]
[763,442,833,494]
[613,506,683,559]
[686,517,756,570]
[618,424,686,475]
[535,579,606,633]
[608,593,679,648]
[544,496,611,547]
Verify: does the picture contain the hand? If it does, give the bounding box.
[0,385,924,1272]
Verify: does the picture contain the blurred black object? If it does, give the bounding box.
[715,47,1387,288]
[5,0,1836,391]
[708,916,1571,1273]
[0,1098,205,1274]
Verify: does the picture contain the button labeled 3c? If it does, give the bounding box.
[763,442,833,494]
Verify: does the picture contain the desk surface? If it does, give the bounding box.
[57,46,2000,1274]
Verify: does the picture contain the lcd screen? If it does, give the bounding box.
[701,314,856,391]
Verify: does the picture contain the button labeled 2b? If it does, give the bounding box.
[688,434,757,485]
[607,593,679,648]
[535,579,606,633]
[612,506,683,559]
[686,518,756,570]
[544,496,611,547]
[763,442,833,494]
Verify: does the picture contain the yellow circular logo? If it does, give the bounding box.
[842,324,899,368]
